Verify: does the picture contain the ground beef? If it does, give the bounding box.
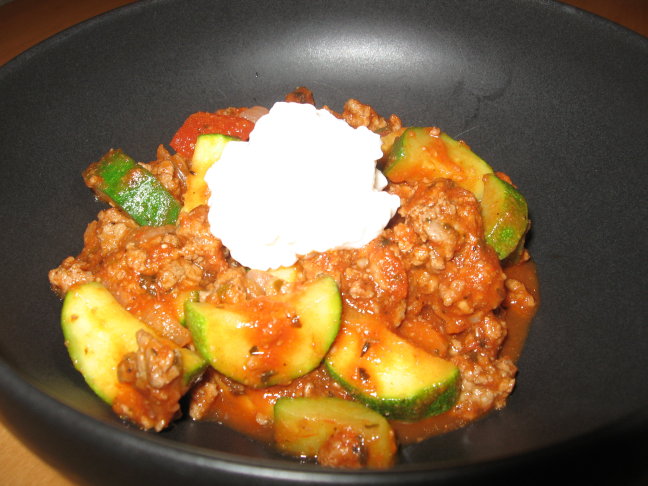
[341,98,401,136]
[391,180,506,335]
[49,208,137,295]
[284,86,316,105]
[317,427,368,468]
[113,329,184,431]
[49,201,228,347]
[504,277,537,311]
[145,145,190,202]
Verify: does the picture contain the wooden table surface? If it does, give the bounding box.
[0,0,646,484]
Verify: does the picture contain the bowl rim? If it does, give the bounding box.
[1,0,647,483]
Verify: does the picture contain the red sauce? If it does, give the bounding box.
[500,260,540,361]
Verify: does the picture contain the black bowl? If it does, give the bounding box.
[1,1,647,484]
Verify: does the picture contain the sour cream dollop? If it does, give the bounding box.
[205,102,401,271]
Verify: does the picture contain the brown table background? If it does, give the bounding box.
[0,0,646,484]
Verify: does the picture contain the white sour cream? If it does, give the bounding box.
[205,101,400,270]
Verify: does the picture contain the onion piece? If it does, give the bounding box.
[239,106,269,123]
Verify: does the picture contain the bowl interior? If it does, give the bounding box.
[0,0,647,483]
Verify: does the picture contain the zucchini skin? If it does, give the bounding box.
[61,281,206,404]
[327,366,460,420]
[83,149,181,226]
[274,396,397,469]
[385,127,493,199]
[185,276,342,388]
[183,133,237,212]
[325,314,461,421]
[481,173,529,260]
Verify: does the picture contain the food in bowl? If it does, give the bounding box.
[49,87,538,468]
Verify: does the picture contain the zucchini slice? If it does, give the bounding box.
[83,149,181,226]
[325,313,460,421]
[61,282,206,405]
[481,173,529,260]
[183,133,237,212]
[384,127,493,199]
[274,396,396,469]
[175,288,199,326]
[185,276,341,388]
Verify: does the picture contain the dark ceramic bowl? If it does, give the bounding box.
[0,1,646,484]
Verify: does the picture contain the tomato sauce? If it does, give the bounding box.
[500,260,540,361]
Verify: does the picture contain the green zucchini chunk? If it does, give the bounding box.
[185,276,342,388]
[61,282,207,404]
[481,173,529,260]
[274,396,396,468]
[384,127,493,199]
[325,315,460,421]
[183,133,237,212]
[83,149,181,226]
[175,289,199,326]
